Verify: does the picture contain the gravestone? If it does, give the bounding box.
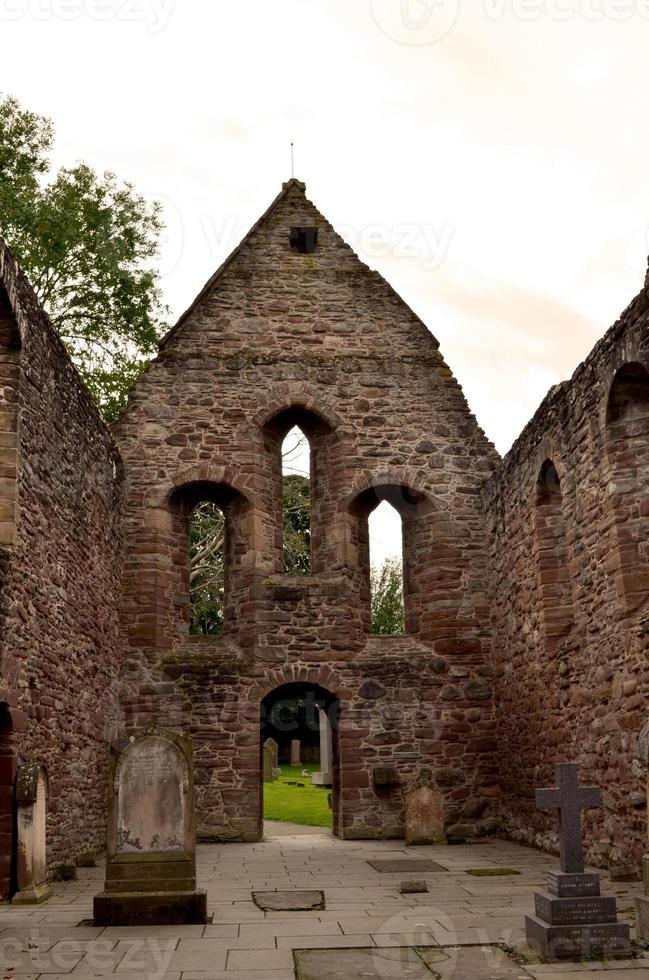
[405,770,446,845]
[524,763,630,960]
[635,720,649,938]
[12,764,51,905]
[263,741,277,783]
[290,739,301,767]
[311,705,333,787]
[93,728,207,926]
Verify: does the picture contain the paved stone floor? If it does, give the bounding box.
[0,824,646,979]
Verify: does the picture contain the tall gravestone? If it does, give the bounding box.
[263,741,277,783]
[93,728,207,926]
[525,764,630,960]
[290,739,301,767]
[12,763,51,905]
[266,737,281,779]
[405,770,446,845]
[311,706,333,787]
[635,720,649,938]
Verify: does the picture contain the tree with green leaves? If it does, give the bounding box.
[189,467,312,635]
[0,93,167,420]
[371,558,405,635]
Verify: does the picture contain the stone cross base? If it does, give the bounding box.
[311,772,332,787]
[11,882,52,905]
[94,889,207,927]
[93,853,207,926]
[525,872,630,960]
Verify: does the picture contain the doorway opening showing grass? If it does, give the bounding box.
[261,683,338,830]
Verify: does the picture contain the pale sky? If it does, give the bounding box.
[3,0,649,472]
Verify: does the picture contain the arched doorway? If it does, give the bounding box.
[260,683,340,836]
[0,703,16,899]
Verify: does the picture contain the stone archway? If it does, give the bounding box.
[260,683,340,837]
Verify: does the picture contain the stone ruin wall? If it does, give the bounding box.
[115,181,503,843]
[484,275,649,875]
[0,242,124,875]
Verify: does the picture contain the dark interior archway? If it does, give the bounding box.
[260,683,340,836]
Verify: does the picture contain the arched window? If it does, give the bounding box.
[369,501,405,635]
[533,460,574,651]
[263,407,334,576]
[281,426,311,575]
[606,362,649,611]
[189,502,225,635]
[169,481,249,637]
[350,484,434,637]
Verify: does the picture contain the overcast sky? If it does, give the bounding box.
[3,0,649,467]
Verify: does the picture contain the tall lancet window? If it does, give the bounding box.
[369,501,405,635]
[282,426,311,575]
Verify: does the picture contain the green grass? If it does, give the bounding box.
[263,764,332,828]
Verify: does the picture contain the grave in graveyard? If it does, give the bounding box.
[93,727,207,926]
[404,769,446,845]
[252,889,325,911]
[311,705,333,787]
[12,763,51,905]
[524,763,631,960]
[263,740,277,783]
[290,739,301,767]
[368,858,446,873]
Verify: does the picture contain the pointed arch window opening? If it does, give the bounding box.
[605,362,649,611]
[282,426,312,575]
[533,460,574,651]
[369,500,405,636]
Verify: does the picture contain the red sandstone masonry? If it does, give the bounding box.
[0,241,124,877]
[484,275,649,874]
[114,180,501,841]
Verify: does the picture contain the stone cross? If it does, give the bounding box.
[536,764,601,874]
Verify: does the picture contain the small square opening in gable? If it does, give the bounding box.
[289,226,319,254]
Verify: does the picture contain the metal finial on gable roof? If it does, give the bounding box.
[291,141,295,179]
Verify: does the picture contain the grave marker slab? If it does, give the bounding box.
[524,763,630,960]
[252,889,324,911]
[368,859,446,873]
[290,739,301,767]
[311,706,333,787]
[12,764,51,905]
[404,770,446,845]
[93,728,207,926]
[263,741,276,783]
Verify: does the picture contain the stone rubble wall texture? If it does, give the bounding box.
[0,241,124,885]
[114,181,502,842]
[484,276,649,873]
[1,177,648,876]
